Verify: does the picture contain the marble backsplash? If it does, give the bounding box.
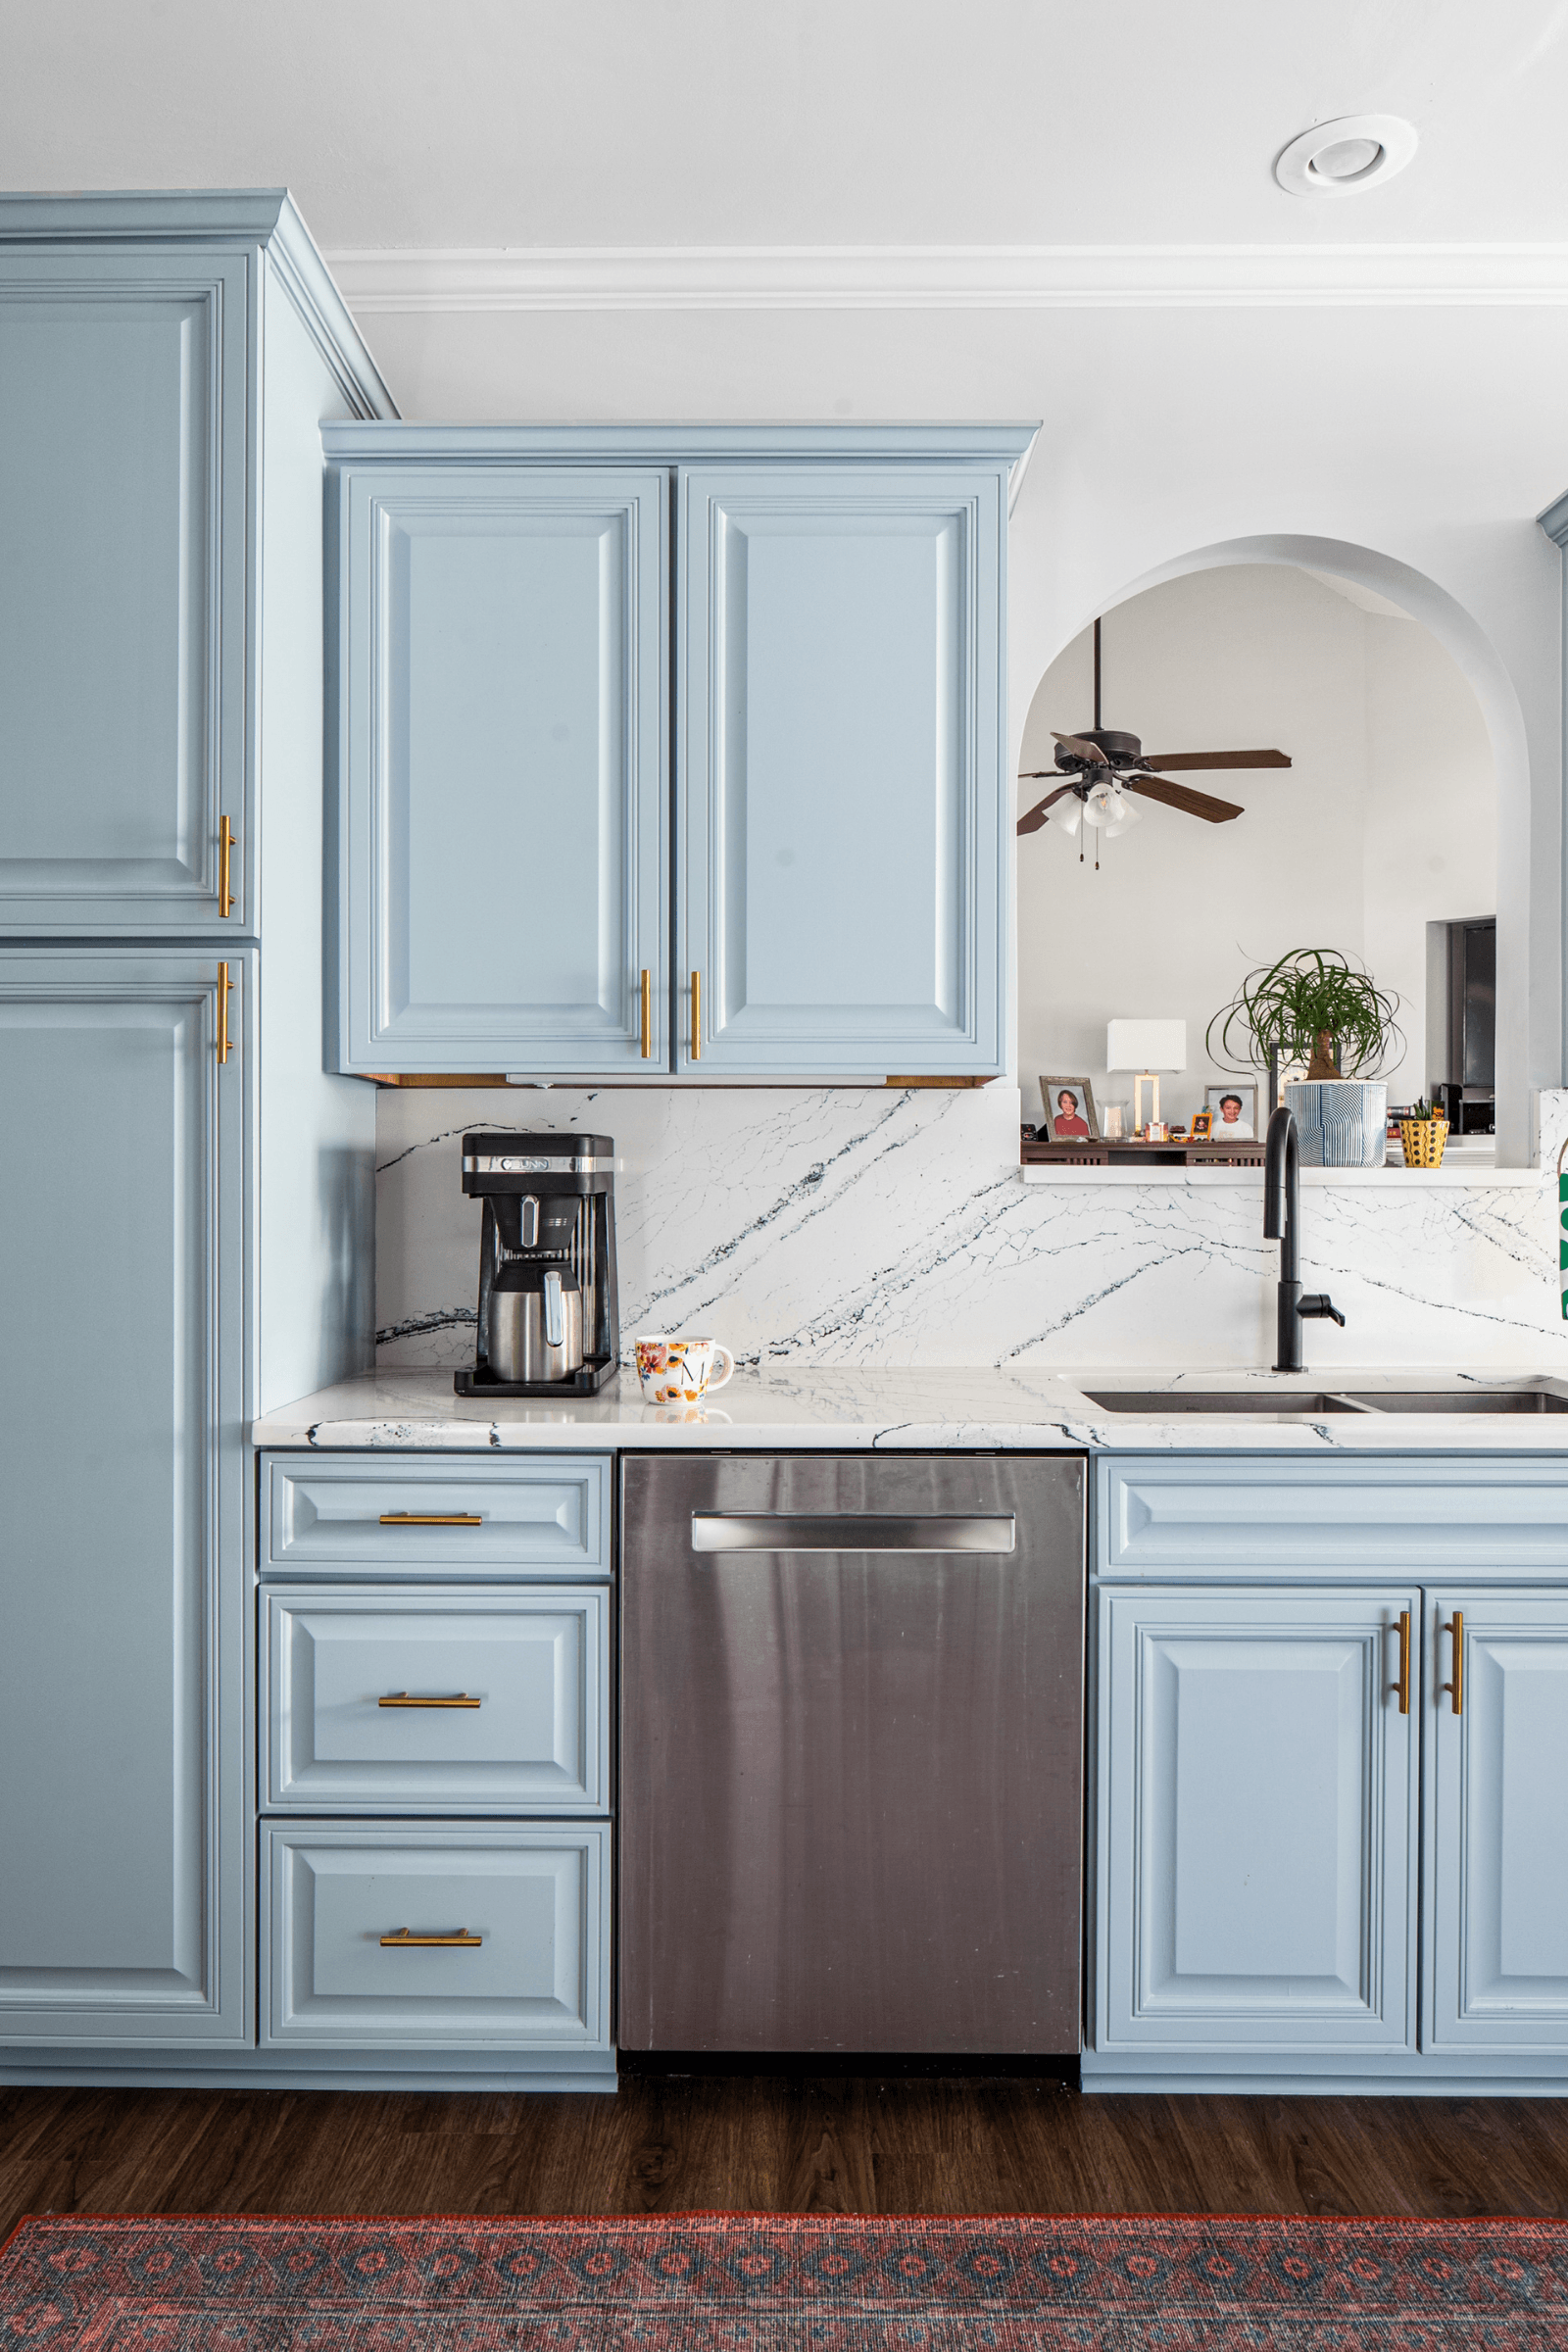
[374,1084,1568,1373]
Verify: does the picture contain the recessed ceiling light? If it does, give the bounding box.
[1274,114,1418,198]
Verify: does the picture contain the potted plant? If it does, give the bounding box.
[1399,1098,1449,1168]
[1206,950,1403,1168]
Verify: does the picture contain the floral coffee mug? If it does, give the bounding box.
[633,1335,737,1404]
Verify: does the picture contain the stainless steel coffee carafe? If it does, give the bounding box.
[488,1257,584,1385]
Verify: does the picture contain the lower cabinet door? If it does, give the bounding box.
[0,952,247,2044]
[1095,1585,1419,2054]
[1424,1590,1568,2051]
[263,1824,609,2048]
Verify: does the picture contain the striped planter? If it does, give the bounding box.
[1285,1079,1389,1168]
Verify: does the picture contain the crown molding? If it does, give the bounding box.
[1539,487,1568,547]
[325,241,1568,316]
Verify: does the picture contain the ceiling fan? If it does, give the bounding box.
[1017,615,1292,858]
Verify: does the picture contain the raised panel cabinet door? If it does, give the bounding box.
[0,950,247,2043]
[263,1585,609,1812]
[262,1824,610,2047]
[0,250,249,933]
[1095,1585,1419,2053]
[336,465,667,1073]
[677,464,1005,1075]
[1424,1590,1568,2050]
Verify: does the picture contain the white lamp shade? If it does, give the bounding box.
[1106,1018,1187,1072]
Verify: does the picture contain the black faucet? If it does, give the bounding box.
[1263,1104,1346,1373]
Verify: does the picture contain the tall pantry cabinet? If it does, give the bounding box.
[0,194,393,2069]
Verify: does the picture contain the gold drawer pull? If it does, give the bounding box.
[1443,1610,1464,1715]
[691,968,702,1061]
[640,966,653,1057]
[380,1929,482,1948]
[219,813,235,918]
[216,961,232,1064]
[378,1691,481,1709]
[378,1511,483,1527]
[1394,1608,1411,1715]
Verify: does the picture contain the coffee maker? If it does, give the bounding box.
[455,1133,619,1396]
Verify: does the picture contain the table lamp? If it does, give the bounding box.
[1107,1019,1187,1135]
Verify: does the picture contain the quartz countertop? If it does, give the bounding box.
[251,1365,1568,1453]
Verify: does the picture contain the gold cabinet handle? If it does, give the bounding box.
[1442,1610,1464,1715]
[640,967,653,1057]
[216,962,232,1064]
[377,1691,481,1709]
[691,968,702,1061]
[379,1929,482,1948]
[1394,1608,1411,1715]
[219,814,235,918]
[378,1511,483,1527]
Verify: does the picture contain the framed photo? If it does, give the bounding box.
[1205,1082,1258,1143]
[1040,1076,1100,1143]
[1190,1108,1213,1139]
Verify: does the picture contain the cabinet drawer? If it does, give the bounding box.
[263,1588,608,1813]
[1099,1457,1568,1578]
[263,1454,610,1577]
[262,1824,609,2047]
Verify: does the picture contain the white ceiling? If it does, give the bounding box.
[8,0,1568,250]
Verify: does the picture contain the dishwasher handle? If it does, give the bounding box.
[690,1512,1015,1554]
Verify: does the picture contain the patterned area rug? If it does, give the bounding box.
[3,2210,1567,2347]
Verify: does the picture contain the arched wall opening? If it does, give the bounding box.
[1013,533,1546,1165]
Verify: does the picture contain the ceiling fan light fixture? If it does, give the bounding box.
[1102,794,1145,839]
[1274,113,1417,198]
[1046,793,1083,839]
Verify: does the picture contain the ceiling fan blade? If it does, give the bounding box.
[1052,729,1109,763]
[1017,783,1076,835]
[1126,775,1244,824]
[1139,749,1291,771]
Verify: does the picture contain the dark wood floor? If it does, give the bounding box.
[7,2076,1568,2238]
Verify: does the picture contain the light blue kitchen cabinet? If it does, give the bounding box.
[0,951,249,2043]
[676,462,1006,1076]
[0,194,393,937]
[0,248,247,934]
[330,462,668,1074]
[323,425,1029,1078]
[0,195,388,2089]
[263,1585,611,1813]
[262,1823,611,2050]
[1424,1590,1568,2052]
[1095,1584,1420,2056]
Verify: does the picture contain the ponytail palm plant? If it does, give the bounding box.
[1206,949,1402,1083]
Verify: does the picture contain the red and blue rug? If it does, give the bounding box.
[3,2210,1566,2346]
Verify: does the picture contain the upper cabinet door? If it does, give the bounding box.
[1094,1584,1419,2055]
[1424,1590,1568,2052]
[677,464,1006,1076]
[335,466,667,1074]
[0,250,250,934]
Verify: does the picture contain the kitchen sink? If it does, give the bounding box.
[1082,1385,1568,1416]
[1081,1391,1367,1415]
[1342,1388,1568,1414]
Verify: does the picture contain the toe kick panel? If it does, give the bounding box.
[262,1824,610,2048]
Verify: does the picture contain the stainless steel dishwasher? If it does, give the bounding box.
[619,1452,1086,2055]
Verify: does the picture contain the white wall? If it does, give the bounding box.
[1362,612,1498,1101]
[1016,564,1496,1127]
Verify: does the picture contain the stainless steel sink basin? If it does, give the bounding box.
[1082,1385,1568,1416]
[1081,1390,1365,1415]
[1342,1389,1568,1414]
